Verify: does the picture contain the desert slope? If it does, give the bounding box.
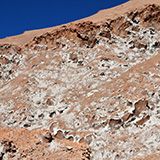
[0,0,160,159]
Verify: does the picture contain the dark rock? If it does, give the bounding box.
[1,139,17,153]
[42,131,53,143]
[49,111,56,118]
[67,136,74,142]
[99,30,111,39]
[23,123,31,128]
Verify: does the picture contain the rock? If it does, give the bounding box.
[79,137,84,143]
[81,147,92,160]
[136,115,150,126]
[42,131,53,143]
[100,72,105,76]
[70,54,78,62]
[134,99,148,116]
[108,118,122,129]
[122,112,133,122]
[54,130,64,140]
[152,41,160,48]
[49,111,56,118]
[23,123,31,128]
[83,135,93,145]
[1,139,17,153]
[99,30,111,39]
[66,146,73,151]
[67,136,74,142]
[46,99,53,106]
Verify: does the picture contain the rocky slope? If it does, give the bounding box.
[0,0,160,159]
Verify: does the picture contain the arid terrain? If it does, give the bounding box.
[0,0,160,159]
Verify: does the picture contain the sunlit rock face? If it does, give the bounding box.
[0,1,160,159]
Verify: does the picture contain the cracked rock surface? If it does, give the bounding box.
[0,0,160,159]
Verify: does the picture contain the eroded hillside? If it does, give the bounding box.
[0,1,160,160]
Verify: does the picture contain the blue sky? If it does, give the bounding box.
[0,0,129,39]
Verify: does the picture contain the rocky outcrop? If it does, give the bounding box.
[25,21,100,50]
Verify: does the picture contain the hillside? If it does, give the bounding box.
[0,0,160,159]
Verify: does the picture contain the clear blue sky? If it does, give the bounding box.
[0,0,129,39]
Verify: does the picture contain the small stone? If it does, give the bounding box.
[66,146,72,151]
[46,99,53,106]
[42,131,53,143]
[54,130,64,140]
[70,54,78,62]
[49,111,56,118]
[23,123,31,128]
[109,118,122,129]
[67,136,74,142]
[100,72,105,76]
